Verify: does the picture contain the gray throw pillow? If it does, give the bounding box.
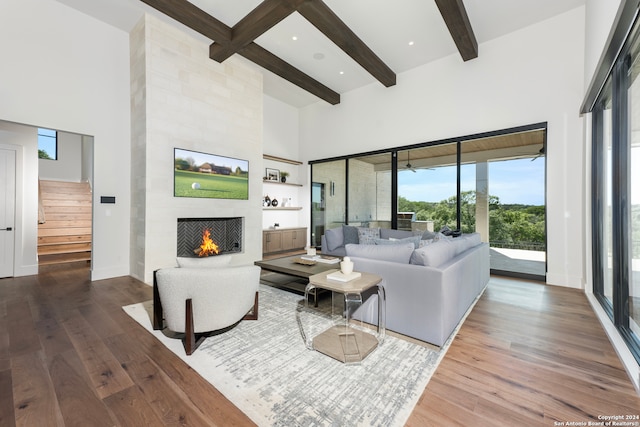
[421,230,438,240]
[342,225,359,245]
[374,235,421,249]
[357,227,381,245]
[325,227,344,251]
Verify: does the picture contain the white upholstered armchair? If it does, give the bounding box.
[153,264,260,355]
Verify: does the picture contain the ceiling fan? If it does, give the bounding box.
[531,145,545,162]
[405,151,417,172]
[403,151,434,172]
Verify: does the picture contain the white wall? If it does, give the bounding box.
[300,7,586,289]
[130,14,264,283]
[38,131,83,182]
[262,95,307,230]
[584,0,622,91]
[0,0,131,279]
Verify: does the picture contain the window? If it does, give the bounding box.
[589,13,640,363]
[38,128,57,160]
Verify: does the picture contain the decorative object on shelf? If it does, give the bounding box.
[280,171,289,183]
[271,198,278,207]
[281,197,289,207]
[265,168,280,182]
[263,195,271,207]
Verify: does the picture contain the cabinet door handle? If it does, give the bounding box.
[0,227,12,231]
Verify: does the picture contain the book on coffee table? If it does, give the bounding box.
[316,255,340,264]
[326,271,362,282]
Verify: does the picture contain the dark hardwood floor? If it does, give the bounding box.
[1,264,638,426]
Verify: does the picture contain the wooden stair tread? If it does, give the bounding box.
[38,252,91,265]
[38,180,92,266]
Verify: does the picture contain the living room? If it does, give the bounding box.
[1,0,640,423]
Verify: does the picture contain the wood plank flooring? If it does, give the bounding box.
[1,265,638,426]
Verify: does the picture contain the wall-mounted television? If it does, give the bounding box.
[174,148,249,200]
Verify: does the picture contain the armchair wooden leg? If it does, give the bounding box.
[184,298,195,355]
[153,270,163,330]
[243,291,259,321]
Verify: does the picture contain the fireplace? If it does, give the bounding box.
[177,217,243,257]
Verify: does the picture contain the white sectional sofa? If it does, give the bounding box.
[321,226,489,346]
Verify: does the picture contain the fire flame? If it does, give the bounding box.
[198,229,219,257]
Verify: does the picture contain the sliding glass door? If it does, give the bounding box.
[310,125,547,281]
[590,17,640,362]
[627,33,640,342]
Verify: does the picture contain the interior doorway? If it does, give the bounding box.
[0,120,94,277]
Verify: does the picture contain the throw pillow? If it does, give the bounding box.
[374,235,421,249]
[357,227,380,245]
[345,242,414,264]
[176,255,232,268]
[419,239,433,248]
[325,227,344,251]
[342,225,359,245]
[421,230,438,240]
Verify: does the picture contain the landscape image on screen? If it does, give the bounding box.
[174,148,249,199]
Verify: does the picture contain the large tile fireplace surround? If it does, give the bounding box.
[177,217,243,257]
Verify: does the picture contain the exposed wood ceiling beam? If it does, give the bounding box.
[139,0,231,42]
[210,0,306,63]
[140,0,340,104]
[240,43,340,105]
[297,0,396,87]
[433,0,478,61]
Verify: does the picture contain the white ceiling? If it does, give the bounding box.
[55,0,586,107]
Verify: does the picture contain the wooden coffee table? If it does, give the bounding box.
[254,254,341,305]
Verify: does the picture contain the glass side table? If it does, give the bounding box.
[299,269,385,364]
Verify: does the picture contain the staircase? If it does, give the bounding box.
[38,180,92,266]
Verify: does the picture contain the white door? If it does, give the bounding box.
[0,148,16,278]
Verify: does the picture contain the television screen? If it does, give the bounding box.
[174,148,249,199]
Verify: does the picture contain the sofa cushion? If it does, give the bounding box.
[176,255,232,268]
[346,242,414,264]
[409,239,458,267]
[325,227,344,252]
[342,225,359,245]
[374,235,422,249]
[357,227,381,245]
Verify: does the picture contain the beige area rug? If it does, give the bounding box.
[123,283,473,426]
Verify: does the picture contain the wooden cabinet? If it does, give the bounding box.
[262,227,307,255]
[282,228,307,251]
[263,230,283,254]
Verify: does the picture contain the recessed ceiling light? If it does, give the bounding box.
[339,71,344,75]
[408,41,415,46]
[313,52,325,60]
[292,36,298,41]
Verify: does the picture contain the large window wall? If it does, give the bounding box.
[310,124,547,279]
[588,8,640,363]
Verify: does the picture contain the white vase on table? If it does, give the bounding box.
[340,256,354,275]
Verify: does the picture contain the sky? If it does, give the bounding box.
[175,148,248,172]
[398,158,546,205]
